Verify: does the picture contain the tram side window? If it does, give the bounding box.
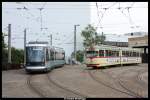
[55,52,57,60]
[112,51,118,57]
[113,51,119,57]
[122,51,125,57]
[55,51,63,60]
[99,50,104,57]
[58,52,64,60]
[139,52,141,57]
[50,49,55,60]
[105,50,108,56]
[46,49,49,61]
[106,50,112,56]
[111,51,114,57]
[86,51,98,57]
[129,51,132,57]
[140,52,142,57]
[126,51,129,57]
[133,52,136,57]
[109,50,112,56]
[135,52,137,57]
[136,52,138,57]
[136,52,139,57]
[62,52,65,60]
[116,51,119,56]
[112,51,115,57]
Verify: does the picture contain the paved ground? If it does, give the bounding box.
[2,63,148,98]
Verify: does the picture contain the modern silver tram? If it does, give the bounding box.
[25,41,65,72]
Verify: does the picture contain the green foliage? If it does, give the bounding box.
[81,24,96,47]
[76,50,84,63]
[2,49,8,64]
[2,32,7,64]
[71,50,84,63]
[81,24,106,48]
[2,47,24,64]
[2,32,6,48]
[11,47,24,64]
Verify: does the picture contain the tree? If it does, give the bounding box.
[2,32,6,49]
[11,47,24,64]
[76,50,84,63]
[95,32,106,45]
[71,50,84,63]
[2,32,24,70]
[2,32,8,63]
[81,24,106,48]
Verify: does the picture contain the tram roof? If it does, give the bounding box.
[26,43,64,52]
[26,43,49,47]
[86,45,141,52]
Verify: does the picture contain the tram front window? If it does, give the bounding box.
[86,51,98,57]
[26,46,45,66]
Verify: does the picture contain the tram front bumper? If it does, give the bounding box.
[25,66,47,72]
[86,64,100,67]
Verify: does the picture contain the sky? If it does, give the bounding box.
[90,2,148,34]
[2,2,148,57]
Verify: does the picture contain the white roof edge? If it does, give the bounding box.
[26,44,65,51]
[86,45,141,51]
[26,44,48,47]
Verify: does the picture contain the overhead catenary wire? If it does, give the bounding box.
[38,2,47,31]
[127,2,135,25]
[117,2,137,32]
[95,2,103,31]
[56,34,74,45]
[95,2,117,31]
[3,2,147,47]
[14,3,46,26]
[3,2,147,28]
[16,3,35,18]
[3,6,147,9]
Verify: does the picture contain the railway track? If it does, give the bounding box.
[87,68,144,98]
[101,67,147,98]
[26,67,87,98]
[47,70,87,99]
[117,77,143,98]
[26,75,46,98]
[26,64,147,98]
[116,69,147,98]
[27,73,86,98]
[137,70,148,85]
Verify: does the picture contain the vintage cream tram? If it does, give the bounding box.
[85,45,142,68]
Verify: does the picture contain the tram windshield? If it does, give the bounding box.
[86,51,98,57]
[26,46,45,66]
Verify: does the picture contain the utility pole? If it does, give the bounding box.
[74,24,80,61]
[50,34,52,46]
[8,24,11,70]
[48,34,52,46]
[101,32,103,44]
[24,29,26,66]
[38,8,44,31]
